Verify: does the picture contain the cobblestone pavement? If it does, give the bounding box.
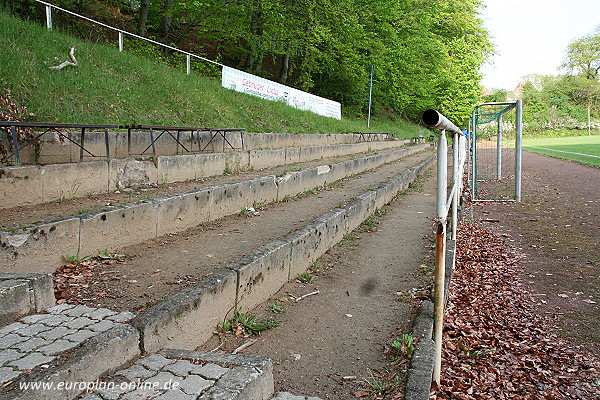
[0,303,134,385]
[81,353,229,400]
[80,350,275,400]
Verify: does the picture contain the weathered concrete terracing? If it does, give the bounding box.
[1,144,431,273]
[129,156,435,353]
[1,129,407,166]
[0,137,415,209]
[0,145,435,400]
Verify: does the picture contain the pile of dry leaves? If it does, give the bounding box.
[431,221,599,399]
[53,253,126,306]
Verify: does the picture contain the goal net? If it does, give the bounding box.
[469,101,523,202]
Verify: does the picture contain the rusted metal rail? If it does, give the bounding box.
[0,122,246,165]
[119,125,246,158]
[352,132,395,142]
[0,121,117,164]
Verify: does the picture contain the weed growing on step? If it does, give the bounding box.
[266,301,285,314]
[98,248,125,263]
[356,214,380,232]
[61,253,91,263]
[240,207,253,217]
[390,334,416,361]
[358,333,415,397]
[253,200,266,210]
[276,166,303,177]
[361,370,403,398]
[296,271,315,284]
[217,310,280,337]
[341,233,360,247]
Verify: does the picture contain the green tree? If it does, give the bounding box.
[561,26,600,80]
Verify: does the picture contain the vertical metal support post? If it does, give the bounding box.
[119,32,124,52]
[10,126,21,165]
[497,115,503,180]
[150,128,157,158]
[127,128,132,156]
[45,5,52,30]
[467,117,471,191]
[458,134,466,196]
[104,128,110,161]
[471,108,478,201]
[515,99,523,202]
[186,55,191,75]
[451,132,459,241]
[433,131,448,385]
[80,128,86,161]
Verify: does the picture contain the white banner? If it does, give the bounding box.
[222,66,341,120]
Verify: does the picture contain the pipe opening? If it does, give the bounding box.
[422,109,441,126]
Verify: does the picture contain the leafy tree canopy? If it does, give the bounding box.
[561,26,600,80]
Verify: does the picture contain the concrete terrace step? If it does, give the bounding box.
[0,273,55,327]
[0,134,417,210]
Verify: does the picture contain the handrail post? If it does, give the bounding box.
[451,132,459,241]
[469,106,479,202]
[186,54,191,75]
[150,128,157,158]
[433,130,448,385]
[119,32,124,52]
[11,125,21,165]
[45,5,52,30]
[104,128,110,161]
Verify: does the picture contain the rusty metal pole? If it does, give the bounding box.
[433,130,448,385]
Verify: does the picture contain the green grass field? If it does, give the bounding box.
[522,135,600,168]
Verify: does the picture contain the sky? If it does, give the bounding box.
[478,0,600,90]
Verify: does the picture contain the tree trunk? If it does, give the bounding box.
[159,0,175,42]
[137,0,150,36]
[244,5,264,71]
[278,49,290,84]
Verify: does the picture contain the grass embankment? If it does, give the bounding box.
[0,11,423,137]
[522,135,600,168]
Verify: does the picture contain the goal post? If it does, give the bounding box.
[469,100,523,202]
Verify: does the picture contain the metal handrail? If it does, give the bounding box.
[35,0,223,72]
[421,109,468,386]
